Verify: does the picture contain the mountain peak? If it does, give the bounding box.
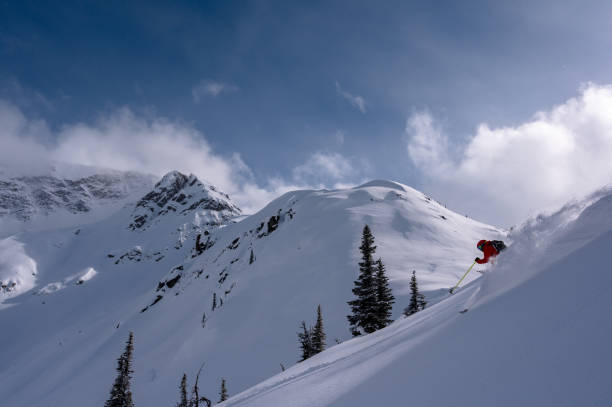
[129,171,241,230]
[357,179,407,192]
[156,170,189,191]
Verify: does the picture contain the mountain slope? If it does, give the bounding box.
[220,185,612,407]
[0,179,501,407]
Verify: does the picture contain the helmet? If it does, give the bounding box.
[477,240,486,250]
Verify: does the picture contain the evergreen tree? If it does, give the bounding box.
[219,378,228,403]
[297,321,313,361]
[404,271,426,316]
[311,305,326,354]
[347,225,378,336]
[374,258,395,329]
[176,373,188,407]
[212,293,217,311]
[104,332,135,407]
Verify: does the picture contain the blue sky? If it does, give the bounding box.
[2,1,612,226]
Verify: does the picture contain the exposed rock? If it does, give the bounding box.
[128,171,241,230]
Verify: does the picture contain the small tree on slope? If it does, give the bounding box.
[298,321,314,361]
[176,373,188,407]
[104,332,135,407]
[311,305,326,354]
[374,258,395,329]
[347,225,379,336]
[404,270,426,316]
[219,378,229,403]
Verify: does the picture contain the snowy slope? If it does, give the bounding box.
[0,179,500,407]
[220,185,612,407]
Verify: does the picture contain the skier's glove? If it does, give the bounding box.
[474,257,480,262]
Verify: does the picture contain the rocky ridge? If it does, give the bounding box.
[0,171,155,222]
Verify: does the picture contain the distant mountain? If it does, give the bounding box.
[0,169,241,304]
[0,177,502,407]
[0,167,157,237]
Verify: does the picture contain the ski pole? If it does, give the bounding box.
[449,260,476,294]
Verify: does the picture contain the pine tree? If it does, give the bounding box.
[212,293,217,311]
[404,271,426,316]
[374,258,395,329]
[311,305,326,354]
[176,373,188,407]
[347,225,378,336]
[104,332,135,407]
[297,321,313,361]
[219,378,228,403]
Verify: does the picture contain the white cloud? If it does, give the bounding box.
[52,108,244,192]
[0,101,358,214]
[406,83,612,227]
[293,152,354,183]
[0,100,52,175]
[336,82,366,114]
[192,80,238,102]
[406,111,450,174]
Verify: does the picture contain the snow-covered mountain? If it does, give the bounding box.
[0,169,241,305]
[222,185,612,407]
[0,177,501,407]
[129,170,241,231]
[0,166,157,238]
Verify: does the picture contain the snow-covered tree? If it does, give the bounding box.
[104,332,135,407]
[219,378,229,403]
[374,258,395,329]
[249,249,255,264]
[311,305,326,354]
[347,225,378,335]
[404,270,426,316]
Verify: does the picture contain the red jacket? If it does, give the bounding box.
[475,240,499,264]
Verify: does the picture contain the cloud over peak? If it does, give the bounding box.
[293,152,355,183]
[0,101,359,213]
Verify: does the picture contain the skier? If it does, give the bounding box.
[450,239,507,295]
[475,240,506,264]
